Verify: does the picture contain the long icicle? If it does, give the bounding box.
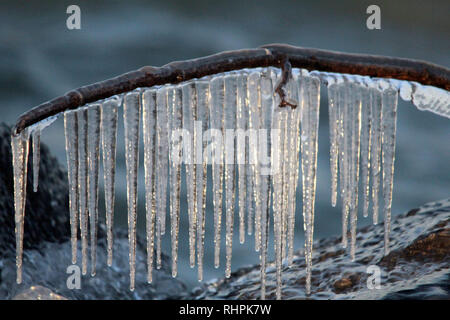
[259,68,274,299]
[236,72,248,244]
[12,129,29,284]
[370,87,383,225]
[100,98,119,266]
[327,83,339,207]
[64,111,79,264]
[286,71,301,266]
[209,76,225,268]
[300,74,320,295]
[77,108,89,275]
[182,82,197,268]
[224,74,237,279]
[381,84,398,255]
[360,85,372,218]
[155,87,169,269]
[349,83,362,261]
[123,91,141,291]
[142,89,157,283]
[87,104,101,276]
[195,81,209,281]
[31,130,40,193]
[169,87,183,277]
[248,71,262,252]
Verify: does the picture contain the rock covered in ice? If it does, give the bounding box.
[191,198,450,300]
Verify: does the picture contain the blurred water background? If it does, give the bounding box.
[1,0,449,289]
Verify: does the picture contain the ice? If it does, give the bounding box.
[77,108,89,275]
[11,65,449,299]
[155,87,169,270]
[64,111,79,264]
[195,81,210,281]
[300,74,320,295]
[12,129,29,284]
[31,130,40,193]
[87,104,101,276]
[123,91,141,291]
[168,87,183,277]
[142,89,157,282]
[209,76,225,268]
[224,74,237,279]
[381,86,398,254]
[100,98,119,266]
[181,82,197,268]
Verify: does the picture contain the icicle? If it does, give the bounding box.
[236,73,248,244]
[223,74,237,279]
[169,87,183,278]
[87,104,101,276]
[195,81,209,281]
[360,86,372,218]
[181,82,197,268]
[370,87,383,225]
[155,87,169,270]
[248,71,262,252]
[64,111,79,264]
[77,108,89,275]
[271,72,286,300]
[123,91,141,291]
[209,76,225,268]
[12,129,29,284]
[31,130,40,192]
[300,74,320,295]
[142,89,157,282]
[260,68,274,299]
[286,72,301,266]
[327,83,339,207]
[100,98,119,266]
[348,83,362,261]
[381,86,398,255]
[339,83,350,248]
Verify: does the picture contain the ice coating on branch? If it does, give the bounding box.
[123,91,141,291]
[101,98,119,266]
[12,66,449,300]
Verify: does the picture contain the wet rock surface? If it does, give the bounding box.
[192,199,450,300]
[0,123,187,299]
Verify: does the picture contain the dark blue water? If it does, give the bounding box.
[1,0,449,289]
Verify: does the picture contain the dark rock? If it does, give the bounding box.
[192,199,450,300]
[0,123,187,299]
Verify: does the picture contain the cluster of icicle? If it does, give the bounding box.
[11,66,450,299]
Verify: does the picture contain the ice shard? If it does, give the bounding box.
[209,76,225,268]
[31,130,40,193]
[370,87,383,225]
[12,129,29,284]
[77,108,89,275]
[300,74,320,295]
[223,74,237,279]
[123,91,141,291]
[142,89,157,282]
[195,81,209,281]
[64,111,79,264]
[181,82,197,268]
[169,87,183,277]
[381,84,398,255]
[87,104,101,276]
[100,98,119,266]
